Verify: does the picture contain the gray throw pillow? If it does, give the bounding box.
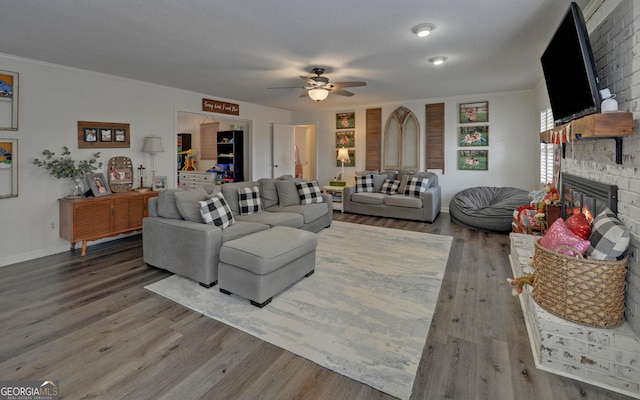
[258,178,279,208]
[175,187,208,222]
[372,174,387,192]
[157,189,182,219]
[276,179,303,206]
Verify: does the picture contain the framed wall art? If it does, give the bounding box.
[335,131,355,147]
[78,121,130,149]
[458,150,488,170]
[0,70,18,131]
[459,126,489,146]
[459,101,489,124]
[152,176,167,191]
[0,139,18,198]
[88,172,111,197]
[336,112,355,129]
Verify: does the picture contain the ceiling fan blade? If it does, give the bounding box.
[267,86,303,89]
[299,90,310,98]
[330,88,355,97]
[330,81,367,88]
[300,76,317,86]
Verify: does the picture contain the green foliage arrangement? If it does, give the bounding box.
[33,146,103,179]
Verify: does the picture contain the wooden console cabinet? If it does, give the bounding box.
[59,191,158,256]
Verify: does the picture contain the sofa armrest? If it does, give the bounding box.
[420,185,442,222]
[143,217,223,285]
[148,196,159,217]
[342,185,355,213]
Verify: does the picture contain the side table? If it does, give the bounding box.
[321,185,344,213]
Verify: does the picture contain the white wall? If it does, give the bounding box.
[292,90,540,210]
[0,53,290,267]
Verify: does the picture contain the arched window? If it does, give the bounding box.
[383,106,419,170]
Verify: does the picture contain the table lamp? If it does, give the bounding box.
[142,136,165,189]
[337,148,350,180]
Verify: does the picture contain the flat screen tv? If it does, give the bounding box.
[541,2,601,126]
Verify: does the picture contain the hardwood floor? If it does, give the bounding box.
[0,211,633,399]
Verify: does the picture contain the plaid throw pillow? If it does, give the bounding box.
[355,174,374,193]
[587,208,630,260]
[238,186,263,215]
[296,181,323,205]
[381,179,401,195]
[199,192,235,229]
[403,177,429,197]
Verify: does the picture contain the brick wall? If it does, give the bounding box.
[562,0,640,336]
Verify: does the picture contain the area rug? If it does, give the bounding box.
[145,221,452,400]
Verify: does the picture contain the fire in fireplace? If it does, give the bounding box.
[560,173,618,221]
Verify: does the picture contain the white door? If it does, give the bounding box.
[272,123,295,177]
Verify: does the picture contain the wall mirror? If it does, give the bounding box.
[107,156,134,192]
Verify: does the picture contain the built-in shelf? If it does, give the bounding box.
[540,112,635,164]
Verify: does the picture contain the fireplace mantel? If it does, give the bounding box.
[540,112,634,164]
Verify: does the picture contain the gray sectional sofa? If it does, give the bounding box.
[343,170,441,222]
[142,177,332,288]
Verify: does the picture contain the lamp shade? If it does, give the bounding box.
[308,88,329,102]
[337,148,350,162]
[142,136,165,153]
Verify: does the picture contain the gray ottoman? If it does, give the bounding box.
[218,226,317,307]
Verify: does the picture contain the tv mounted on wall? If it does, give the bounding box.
[541,2,601,126]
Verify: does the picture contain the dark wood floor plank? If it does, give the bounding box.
[0,211,635,400]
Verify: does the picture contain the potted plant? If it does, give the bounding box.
[33,146,103,198]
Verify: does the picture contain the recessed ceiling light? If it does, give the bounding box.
[429,56,447,65]
[412,23,435,37]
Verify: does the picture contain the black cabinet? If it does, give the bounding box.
[216,130,244,182]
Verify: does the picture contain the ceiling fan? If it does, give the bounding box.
[269,67,367,102]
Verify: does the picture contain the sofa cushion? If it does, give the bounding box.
[381,179,400,195]
[221,221,270,243]
[258,178,279,208]
[221,181,259,215]
[276,178,303,206]
[355,174,374,192]
[199,192,235,229]
[587,208,630,260]
[379,170,398,180]
[268,203,329,224]
[174,187,208,222]
[157,189,183,219]
[404,177,430,197]
[235,210,303,228]
[384,195,423,208]
[238,185,263,215]
[351,192,386,205]
[296,181,323,205]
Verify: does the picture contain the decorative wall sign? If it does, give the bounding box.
[459,101,489,124]
[0,139,18,198]
[336,112,355,129]
[0,70,19,131]
[202,98,240,116]
[459,126,489,146]
[336,131,355,147]
[78,121,130,149]
[458,149,488,170]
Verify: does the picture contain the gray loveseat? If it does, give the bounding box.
[142,177,332,288]
[343,170,441,222]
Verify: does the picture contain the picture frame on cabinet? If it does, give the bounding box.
[88,172,112,197]
[0,70,19,131]
[152,176,167,191]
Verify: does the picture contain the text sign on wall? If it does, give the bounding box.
[202,98,240,116]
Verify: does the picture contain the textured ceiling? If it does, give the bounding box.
[0,0,590,112]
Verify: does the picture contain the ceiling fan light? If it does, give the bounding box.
[308,88,329,102]
[429,56,447,65]
[412,23,435,37]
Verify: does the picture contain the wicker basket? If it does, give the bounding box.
[532,239,628,329]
